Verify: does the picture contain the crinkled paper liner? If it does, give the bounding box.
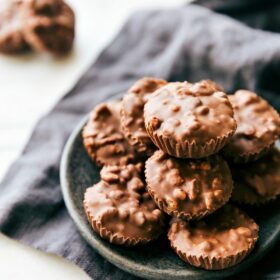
[146,126,235,159]
[169,241,257,270]
[223,142,275,164]
[83,198,153,247]
[145,161,233,221]
[231,181,278,206]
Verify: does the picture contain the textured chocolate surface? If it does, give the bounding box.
[0,0,29,54]
[145,150,233,220]
[223,90,280,163]
[30,0,63,15]
[168,205,259,270]
[121,77,167,155]
[144,80,236,158]
[83,100,144,166]
[84,164,165,246]
[231,146,280,205]
[23,0,75,55]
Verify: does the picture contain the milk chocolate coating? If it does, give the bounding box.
[145,150,233,220]
[144,80,236,158]
[223,90,280,163]
[84,164,165,246]
[23,0,75,55]
[0,0,29,54]
[83,100,144,166]
[168,205,259,270]
[30,0,63,15]
[121,77,167,155]
[231,146,280,205]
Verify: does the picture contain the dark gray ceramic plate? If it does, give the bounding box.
[60,109,280,280]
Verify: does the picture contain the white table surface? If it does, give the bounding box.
[0,0,186,279]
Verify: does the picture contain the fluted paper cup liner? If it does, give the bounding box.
[146,126,234,159]
[170,244,256,270]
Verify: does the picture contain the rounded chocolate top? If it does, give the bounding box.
[83,101,143,166]
[168,205,258,259]
[121,77,167,154]
[224,90,280,161]
[144,80,236,146]
[84,164,165,242]
[145,150,233,220]
[231,146,280,204]
[0,0,29,54]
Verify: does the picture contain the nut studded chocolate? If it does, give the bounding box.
[223,90,280,163]
[84,164,165,246]
[121,77,167,155]
[83,100,144,166]
[23,0,75,55]
[168,205,259,270]
[145,150,233,220]
[0,0,29,54]
[0,0,75,55]
[231,146,280,205]
[144,80,237,158]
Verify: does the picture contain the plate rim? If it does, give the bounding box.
[60,107,280,280]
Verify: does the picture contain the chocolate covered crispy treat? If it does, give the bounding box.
[168,205,259,270]
[83,100,144,166]
[121,77,167,155]
[231,146,280,205]
[23,0,75,55]
[0,0,29,54]
[145,150,233,220]
[84,164,165,246]
[144,80,236,158]
[223,90,280,163]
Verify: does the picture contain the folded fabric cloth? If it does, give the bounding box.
[1,1,280,279]
[198,0,280,32]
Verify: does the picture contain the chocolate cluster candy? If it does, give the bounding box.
[0,0,75,55]
[231,147,280,205]
[168,205,259,270]
[0,0,29,54]
[121,77,167,155]
[144,80,237,158]
[83,100,145,166]
[82,77,280,270]
[145,150,232,220]
[223,90,280,163]
[84,164,165,246]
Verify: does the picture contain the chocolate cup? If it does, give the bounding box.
[223,142,275,164]
[146,127,235,159]
[23,1,75,55]
[231,182,277,206]
[144,162,233,221]
[83,199,152,247]
[168,206,259,270]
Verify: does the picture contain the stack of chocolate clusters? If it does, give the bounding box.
[82,78,280,270]
[0,0,75,55]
